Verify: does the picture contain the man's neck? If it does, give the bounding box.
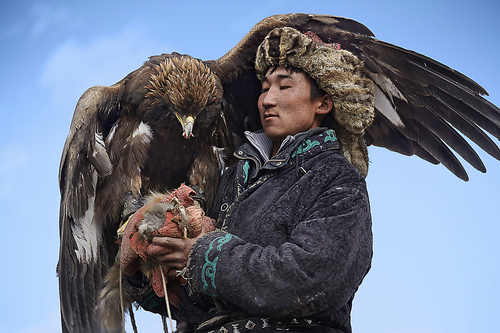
[271,143,280,157]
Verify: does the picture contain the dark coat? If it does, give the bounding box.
[176,128,373,332]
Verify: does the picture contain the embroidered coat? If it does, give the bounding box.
[131,128,373,333]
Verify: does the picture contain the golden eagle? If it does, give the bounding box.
[58,13,500,332]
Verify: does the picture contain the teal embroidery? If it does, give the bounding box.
[201,233,238,296]
[201,256,218,296]
[243,160,250,184]
[324,129,337,143]
[291,139,320,158]
[216,233,235,251]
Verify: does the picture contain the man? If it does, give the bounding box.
[127,27,373,333]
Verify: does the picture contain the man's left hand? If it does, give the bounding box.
[148,225,207,278]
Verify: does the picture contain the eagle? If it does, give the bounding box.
[58,13,500,333]
[58,55,231,332]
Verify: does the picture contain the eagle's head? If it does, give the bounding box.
[146,56,223,138]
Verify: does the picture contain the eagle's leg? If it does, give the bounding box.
[119,173,144,232]
[187,149,223,210]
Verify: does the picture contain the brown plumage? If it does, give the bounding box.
[58,13,500,333]
[58,54,231,333]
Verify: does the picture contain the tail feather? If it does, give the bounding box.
[97,259,134,333]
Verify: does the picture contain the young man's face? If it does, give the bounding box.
[258,66,326,149]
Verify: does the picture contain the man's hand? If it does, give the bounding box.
[148,225,208,278]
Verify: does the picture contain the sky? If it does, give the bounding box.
[0,0,499,332]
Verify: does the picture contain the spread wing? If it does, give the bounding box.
[209,13,500,180]
[58,80,127,332]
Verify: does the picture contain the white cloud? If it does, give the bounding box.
[40,26,171,109]
[30,2,69,37]
[1,2,70,39]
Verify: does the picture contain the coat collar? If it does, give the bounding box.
[235,127,339,172]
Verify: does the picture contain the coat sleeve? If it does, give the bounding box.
[184,166,373,317]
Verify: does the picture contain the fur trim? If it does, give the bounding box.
[255,27,375,177]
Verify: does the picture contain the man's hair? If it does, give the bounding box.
[266,66,326,101]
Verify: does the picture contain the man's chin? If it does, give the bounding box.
[263,129,282,142]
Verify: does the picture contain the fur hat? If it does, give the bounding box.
[255,27,375,177]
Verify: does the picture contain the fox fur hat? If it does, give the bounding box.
[255,27,375,177]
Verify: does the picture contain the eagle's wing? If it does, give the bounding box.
[58,81,126,332]
[352,37,500,180]
[210,13,500,180]
[209,13,374,148]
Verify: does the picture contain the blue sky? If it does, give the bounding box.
[1,0,499,332]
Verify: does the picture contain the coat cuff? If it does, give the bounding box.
[185,230,241,297]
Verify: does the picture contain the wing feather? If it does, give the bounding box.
[399,118,469,180]
[214,14,500,179]
[396,99,485,174]
[58,82,125,332]
[361,40,500,177]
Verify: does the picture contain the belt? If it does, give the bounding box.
[197,316,324,332]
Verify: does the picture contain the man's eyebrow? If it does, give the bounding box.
[262,73,293,82]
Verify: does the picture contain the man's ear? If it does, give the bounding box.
[316,94,333,115]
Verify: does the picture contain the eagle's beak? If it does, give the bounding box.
[175,114,195,139]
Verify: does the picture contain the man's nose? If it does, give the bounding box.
[261,88,277,107]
